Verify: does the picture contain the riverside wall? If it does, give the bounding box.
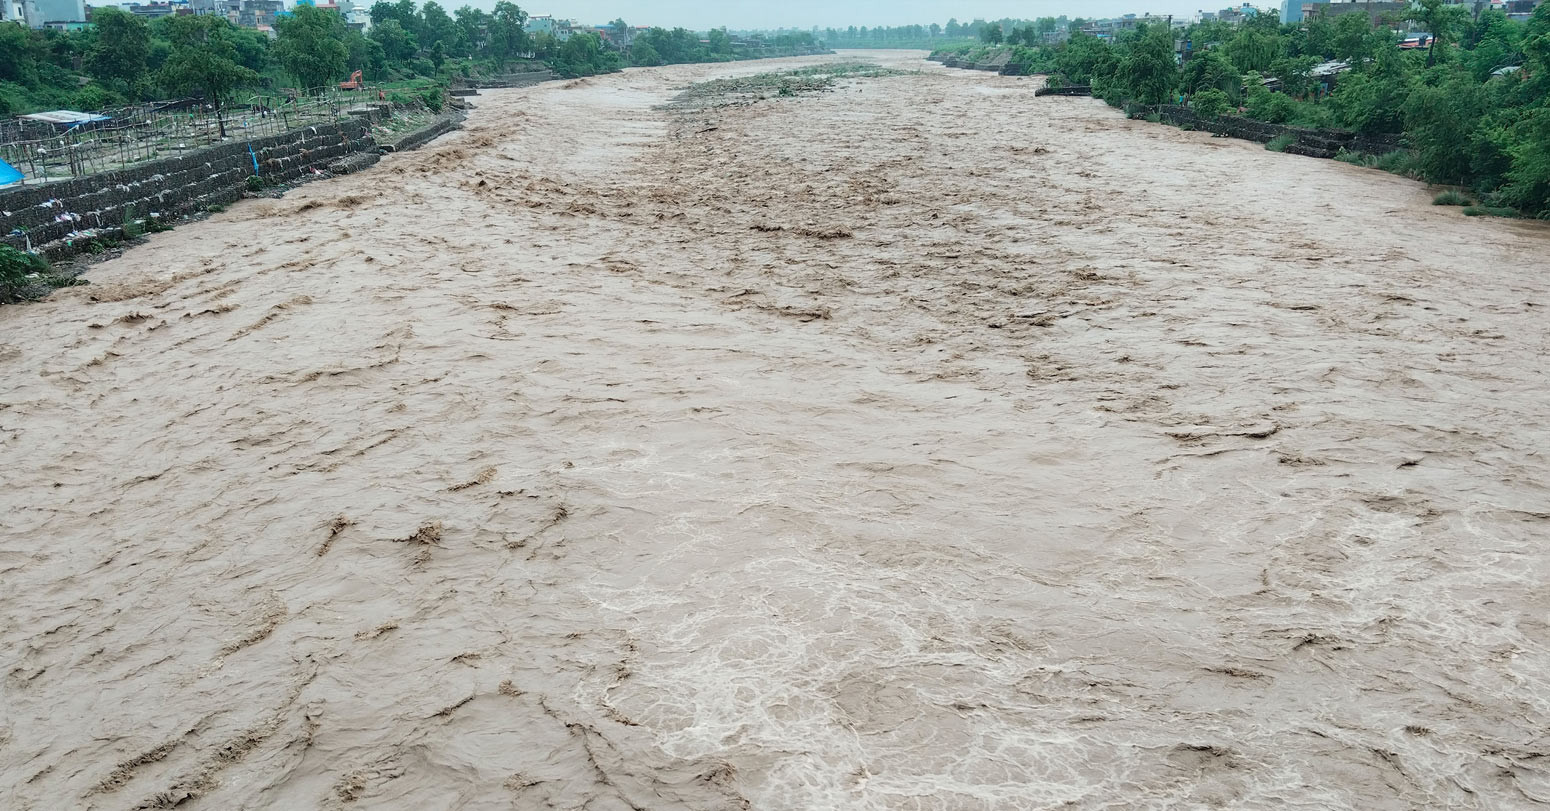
[2,121,379,259]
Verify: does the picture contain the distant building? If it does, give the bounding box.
[1304,0,1412,24]
[1281,0,1304,22]
[591,23,636,48]
[235,0,280,28]
[525,14,574,41]
[4,0,84,27]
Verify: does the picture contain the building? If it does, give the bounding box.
[525,14,573,41]
[3,0,84,27]
[1214,4,1260,25]
[1281,0,1304,23]
[235,0,280,28]
[1304,1,1412,24]
[124,1,185,19]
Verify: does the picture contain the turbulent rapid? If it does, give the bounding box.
[3,51,1549,810]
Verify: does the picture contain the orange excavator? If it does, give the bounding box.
[339,70,363,91]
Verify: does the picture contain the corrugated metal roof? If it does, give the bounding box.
[19,110,112,126]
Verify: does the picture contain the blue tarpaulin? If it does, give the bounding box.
[0,158,22,187]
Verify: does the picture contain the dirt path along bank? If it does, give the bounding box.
[3,51,1550,810]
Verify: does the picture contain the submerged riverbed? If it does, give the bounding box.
[3,51,1549,810]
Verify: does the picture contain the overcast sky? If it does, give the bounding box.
[519,1,1209,30]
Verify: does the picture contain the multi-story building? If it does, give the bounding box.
[3,0,84,27]
[525,14,574,41]
[235,0,280,28]
[1303,0,1415,24]
[124,1,185,19]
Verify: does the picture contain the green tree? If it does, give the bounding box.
[1271,55,1319,98]
[550,32,618,78]
[345,29,386,76]
[158,16,259,137]
[980,23,1003,45]
[1410,0,1469,67]
[1226,27,1283,74]
[227,26,272,73]
[87,8,150,85]
[370,19,418,64]
[1332,12,1384,64]
[0,23,40,85]
[1329,47,1414,133]
[1184,49,1241,99]
[454,6,490,53]
[1053,31,1116,85]
[1192,87,1233,117]
[1501,107,1550,215]
[418,1,458,52]
[1112,24,1178,105]
[631,40,663,66]
[1404,73,1487,182]
[488,1,529,70]
[273,5,348,92]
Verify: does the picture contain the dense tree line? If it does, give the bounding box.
[0,2,828,115]
[812,17,1070,49]
[939,3,1550,217]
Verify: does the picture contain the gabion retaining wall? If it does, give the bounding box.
[1,121,376,259]
[1149,105,1405,159]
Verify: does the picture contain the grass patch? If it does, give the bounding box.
[1433,190,1472,206]
[1332,148,1420,177]
[1462,205,1518,218]
[1266,133,1296,153]
[1373,150,1416,175]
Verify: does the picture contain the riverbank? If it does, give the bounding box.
[3,52,1548,809]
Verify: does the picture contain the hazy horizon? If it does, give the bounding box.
[499,1,1210,30]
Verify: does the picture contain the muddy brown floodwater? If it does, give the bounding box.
[4,50,1550,810]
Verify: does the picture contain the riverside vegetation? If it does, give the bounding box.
[932,3,1550,218]
[0,2,824,115]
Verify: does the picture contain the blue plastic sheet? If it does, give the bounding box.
[0,158,21,187]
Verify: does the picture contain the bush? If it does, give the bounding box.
[1374,150,1418,175]
[1462,205,1518,217]
[0,245,48,303]
[1335,149,1369,166]
[1266,133,1296,152]
[122,204,144,239]
[1191,88,1233,118]
[1433,190,1472,206]
[1246,87,1298,124]
[420,87,443,113]
[246,175,263,192]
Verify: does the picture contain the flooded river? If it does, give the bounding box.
[3,51,1550,810]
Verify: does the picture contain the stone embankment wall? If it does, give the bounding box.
[2,121,378,259]
[1148,105,1404,159]
[931,52,1014,74]
[468,70,557,89]
[378,112,466,153]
